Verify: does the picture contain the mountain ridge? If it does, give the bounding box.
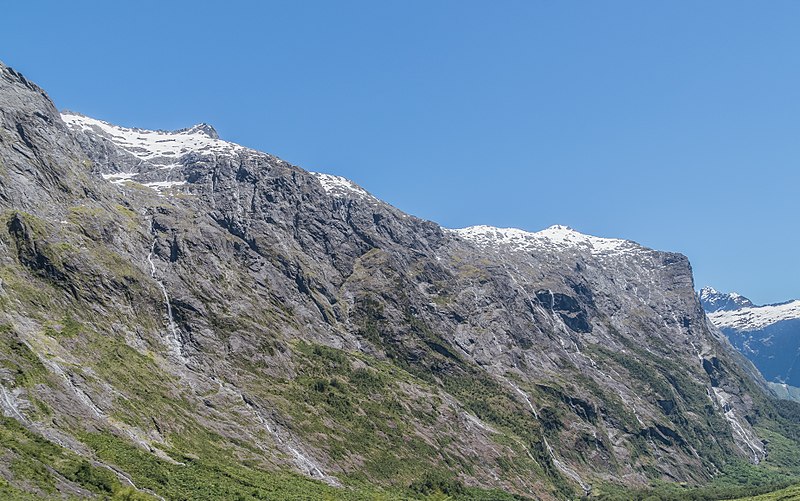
[1,61,799,500]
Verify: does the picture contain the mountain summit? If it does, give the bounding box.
[699,286,755,312]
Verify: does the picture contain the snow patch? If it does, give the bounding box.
[311,172,372,199]
[101,172,138,185]
[143,180,187,191]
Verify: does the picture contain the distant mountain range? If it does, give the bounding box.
[700,286,800,397]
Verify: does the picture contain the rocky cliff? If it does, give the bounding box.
[0,62,794,500]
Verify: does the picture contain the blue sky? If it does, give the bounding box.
[3,1,799,304]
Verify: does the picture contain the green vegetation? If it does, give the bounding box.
[594,460,798,500]
[257,341,486,488]
[81,429,527,501]
[732,482,800,500]
[0,416,149,499]
[82,431,347,501]
[0,405,525,501]
[0,325,49,389]
[224,339,544,499]
[43,315,83,338]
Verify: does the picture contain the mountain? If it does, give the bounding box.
[700,287,800,392]
[1,61,800,500]
[700,287,755,312]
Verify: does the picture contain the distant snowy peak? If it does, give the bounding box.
[61,112,245,167]
[699,286,755,312]
[452,224,639,255]
[708,299,800,332]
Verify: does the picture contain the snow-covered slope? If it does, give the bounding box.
[708,299,800,332]
[452,224,639,255]
[310,172,373,200]
[63,112,380,202]
[61,112,245,167]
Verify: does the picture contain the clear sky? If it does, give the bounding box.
[2,1,798,304]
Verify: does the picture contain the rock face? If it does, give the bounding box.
[701,287,800,391]
[0,61,790,499]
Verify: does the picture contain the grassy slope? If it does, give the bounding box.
[0,414,526,501]
[732,482,800,500]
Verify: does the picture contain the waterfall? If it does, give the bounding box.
[148,218,185,362]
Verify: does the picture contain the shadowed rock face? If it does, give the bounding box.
[0,61,781,499]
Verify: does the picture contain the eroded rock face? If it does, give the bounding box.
[0,61,779,499]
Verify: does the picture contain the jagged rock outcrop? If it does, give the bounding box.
[0,61,791,500]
